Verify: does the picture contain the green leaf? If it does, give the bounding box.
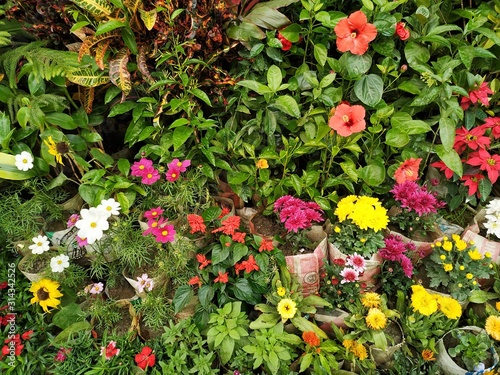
[212,244,229,264]
[359,160,385,186]
[190,88,212,107]
[427,24,462,36]
[45,113,77,130]
[67,68,110,87]
[220,337,235,365]
[90,148,114,168]
[404,42,430,65]
[468,290,499,304]
[236,80,272,95]
[95,20,126,36]
[173,126,193,150]
[53,321,92,345]
[198,285,215,307]
[267,65,282,92]
[439,117,456,151]
[0,152,36,180]
[117,158,130,176]
[353,74,383,107]
[458,46,475,70]
[313,44,328,66]
[279,23,301,42]
[173,285,194,314]
[410,86,440,106]
[476,27,500,47]
[435,145,462,177]
[299,353,313,373]
[202,206,222,221]
[232,279,261,305]
[273,95,300,118]
[346,54,372,76]
[52,303,84,330]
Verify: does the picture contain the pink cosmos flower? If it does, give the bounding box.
[100,341,120,360]
[167,159,191,172]
[144,207,164,220]
[131,158,154,177]
[136,274,154,293]
[153,223,176,243]
[76,236,88,247]
[142,217,164,237]
[346,253,366,273]
[55,348,71,362]
[141,166,161,185]
[460,82,493,110]
[166,167,181,182]
[67,214,80,228]
[84,282,104,295]
[340,268,359,283]
[390,181,444,216]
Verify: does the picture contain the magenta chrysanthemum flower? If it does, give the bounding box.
[274,195,324,233]
[340,267,359,283]
[284,211,308,232]
[153,223,176,243]
[141,166,160,185]
[346,253,366,272]
[379,235,407,261]
[390,181,419,204]
[274,195,294,211]
[400,255,413,278]
[144,207,164,220]
[167,159,191,172]
[166,167,181,182]
[131,158,154,177]
[391,181,443,216]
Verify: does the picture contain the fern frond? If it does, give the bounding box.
[0,31,11,48]
[0,41,45,88]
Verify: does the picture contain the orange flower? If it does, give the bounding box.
[395,22,410,40]
[334,10,377,55]
[231,231,246,243]
[421,349,436,361]
[212,215,241,235]
[196,254,211,270]
[214,271,229,284]
[256,159,269,169]
[187,214,206,234]
[328,103,366,136]
[394,158,422,184]
[259,238,274,252]
[188,276,202,287]
[302,331,320,347]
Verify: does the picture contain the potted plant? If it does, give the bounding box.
[273,195,330,296]
[436,326,499,375]
[423,234,495,303]
[328,195,389,288]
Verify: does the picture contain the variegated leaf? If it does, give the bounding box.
[70,0,114,17]
[67,68,110,87]
[137,45,154,83]
[123,0,141,14]
[82,87,95,114]
[139,8,157,30]
[95,40,111,70]
[78,31,119,61]
[109,49,132,96]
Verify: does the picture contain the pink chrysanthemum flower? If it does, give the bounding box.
[400,255,413,278]
[167,159,191,172]
[141,166,160,185]
[346,253,366,273]
[131,158,154,177]
[340,267,359,283]
[379,235,407,261]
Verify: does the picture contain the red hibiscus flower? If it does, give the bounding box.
[395,22,410,40]
[328,103,366,136]
[277,31,292,51]
[214,271,229,284]
[453,126,490,154]
[334,10,378,55]
[430,160,455,180]
[466,149,500,183]
[196,254,211,270]
[460,82,493,110]
[135,346,156,370]
[461,173,485,197]
[394,158,422,184]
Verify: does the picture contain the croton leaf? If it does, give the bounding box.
[70,0,114,17]
[109,49,132,97]
[67,68,110,87]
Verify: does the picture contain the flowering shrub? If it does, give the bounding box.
[424,235,494,301]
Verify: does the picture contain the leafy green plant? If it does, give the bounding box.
[447,328,494,371]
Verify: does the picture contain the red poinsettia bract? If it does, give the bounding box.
[334,10,377,55]
[466,149,500,184]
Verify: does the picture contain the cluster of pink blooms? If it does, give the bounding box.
[334,254,366,284]
[378,234,414,278]
[84,282,104,295]
[390,181,445,216]
[131,158,191,185]
[431,115,500,197]
[67,213,88,247]
[273,195,324,233]
[142,206,176,243]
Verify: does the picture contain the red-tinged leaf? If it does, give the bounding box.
[109,49,132,97]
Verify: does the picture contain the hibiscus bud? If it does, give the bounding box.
[400,64,408,72]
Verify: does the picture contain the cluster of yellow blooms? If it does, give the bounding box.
[361,292,388,330]
[342,339,368,360]
[410,285,462,319]
[334,195,389,232]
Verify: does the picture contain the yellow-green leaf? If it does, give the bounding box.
[70,0,114,17]
[67,68,110,87]
[139,8,157,31]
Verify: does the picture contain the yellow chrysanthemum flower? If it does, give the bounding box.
[342,339,355,350]
[466,273,473,280]
[496,301,500,312]
[440,255,446,260]
[361,292,381,309]
[435,241,442,247]
[352,342,368,360]
[438,296,462,320]
[451,234,461,242]
[485,252,492,259]
[277,298,297,320]
[334,195,357,222]
[277,287,286,297]
[442,241,453,251]
[411,284,426,294]
[485,315,500,341]
[455,239,467,251]
[411,290,438,316]
[421,349,436,361]
[29,278,63,313]
[43,136,64,165]
[443,263,453,272]
[459,265,465,271]
[365,308,387,330]
[468,249,482,260]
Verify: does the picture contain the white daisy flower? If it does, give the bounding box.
[14,151,34,171]
[29,235,50,254]
[96,198,121,218]
[50,254,70,273]
[75,207,109,245]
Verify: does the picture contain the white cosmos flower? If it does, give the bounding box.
[75,207,109,245]
[29,235,50,254]
[96,198,121,218]
[14,151,34,171]
[50,254,70,273]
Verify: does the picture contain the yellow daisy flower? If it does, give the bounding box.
[365,308,387,330]
[442,241,453,251]
[438,296,462,320]
[29,278,63,313]
[485,315,500,341]
[443,263,453,272]
[277,287,286,297]
[466,273,473,280]
[361,292,381,309]
[43,136,65,165]
[352,342,368,360]
[277,298,297,320]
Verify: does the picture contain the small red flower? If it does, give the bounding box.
[484,117,500,139]
[394,158,422,184]
[453,126,490,154]
[135,346,156,370]
[328,103,366,136]
[0,281,8,289]
[196,254,211,270]
[395,22,410,40]
[214,271,229,284]
[231,231,246,243]
[258,238,274,252]
[188,276,202,287]
[187,214,206,234]
[333,258,346,266]
[461,173,485,197]
[217,207,231,219]
[334,10,378,55]
[21,330,34,340]
[302,331,321,347]
[100,340,120,360]
[212,215,241,236]
[460,82,493,110]
[430,160,455,180]
[277,31,292,51]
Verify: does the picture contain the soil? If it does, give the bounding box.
[105,276,137,300]
[249,213,285,238]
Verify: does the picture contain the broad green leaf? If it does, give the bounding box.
[410,86,440,106]
[406,120,431,134]
[279,23,301,42]
[0,152,36,180]
[236,80,272,95]
[404,42,430,65]
[190,88,212,107]
[359,160,385,186]
[273,95,300,117]
[173,285,194,314]
[173,126,194,150]
[44,113,77,130]
[435,145,462,177]
[354,74,383,107]
[226,21,266,41]
[53,321,92,345]
[244,6,291,30]
[220,337,235,364]
[95,20,126,36]
[476,27,500,47]
[346,54,372,76]
[458,46,474,70]
[313,44,328,66]
[427,24,462,36]
[267,65,282,92]
[212,244,229,264]
[108,101,136,117]
[439,117,456,151]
